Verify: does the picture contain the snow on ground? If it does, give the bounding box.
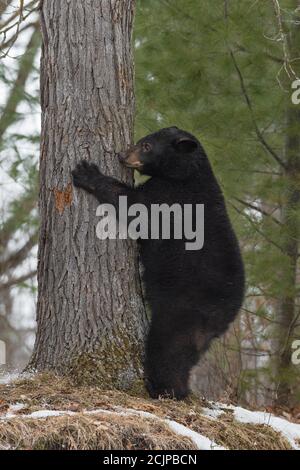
[8,403,25,412]
[1,389,300,450]
[0,406,225,450]
[28,410,76,419]
[232,406,300,450]
[0,409,76,420]
[211,402,300,450]
[0,371,33,385]
[110,407,226,450]
[0,371,21,385]
[201,406,225,420]
[165,418,226,450]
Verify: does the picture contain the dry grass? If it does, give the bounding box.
[0,373,292,450]
[0,413,195,450]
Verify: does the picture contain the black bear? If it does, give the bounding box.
[72,126,245,399]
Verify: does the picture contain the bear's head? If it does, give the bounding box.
[118,127,207,180]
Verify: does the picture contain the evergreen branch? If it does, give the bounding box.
[0,25,40,142]
[233,42,283,64]
[229,201,285,253]
[229,49,287,169]
[241,306,279,324]
[225,168,282,176]
[233,197,282,226]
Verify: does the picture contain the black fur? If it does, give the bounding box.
[72,127,245,400]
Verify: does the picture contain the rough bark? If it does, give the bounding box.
[29,0,148,390]
[274,118,300,406]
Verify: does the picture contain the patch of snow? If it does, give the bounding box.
[0,371,21,385]
[9,403,25,412]
[201,407,225,420]
[28,410,75,419]
[109,407,226,450]
[5,402,300,450]
[0,443,12,450]
[0,408,75,420]
[1,406,225,450]
[232,406,300,450]
[0,371,33,385]
[2,412,17,419]
[207,401,300,450]
[165,418,226,450]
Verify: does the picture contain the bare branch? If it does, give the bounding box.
[271,0,299,81]
[0,232,38,273]
[225,168,282,176]
[0,19,38,50]
[0,0,13,19]
[0,0,39,57]
[230,49,286,169]
[0,269,36,291]
[0,0,37,30]
[229,201,285,253]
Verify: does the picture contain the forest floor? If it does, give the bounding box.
[0,372,299,450]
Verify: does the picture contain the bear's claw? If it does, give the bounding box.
[72,160,102,193]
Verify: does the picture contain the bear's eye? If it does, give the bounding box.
[143,142,152,152]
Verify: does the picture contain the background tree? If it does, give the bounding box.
[28,0,148,389]
[272,0,300,406]
[135,0,300,407]
[0,0,40,368]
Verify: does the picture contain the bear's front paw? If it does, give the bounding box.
[72,160,103,193]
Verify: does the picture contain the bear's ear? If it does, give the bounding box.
[173,137,198,153]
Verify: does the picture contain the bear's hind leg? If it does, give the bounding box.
[144,322,209,400]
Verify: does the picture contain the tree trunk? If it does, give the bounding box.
[273,1,300,407]
[274,125,300,405]
[29,0,148,390]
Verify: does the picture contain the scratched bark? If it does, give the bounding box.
[29,0,149,388]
